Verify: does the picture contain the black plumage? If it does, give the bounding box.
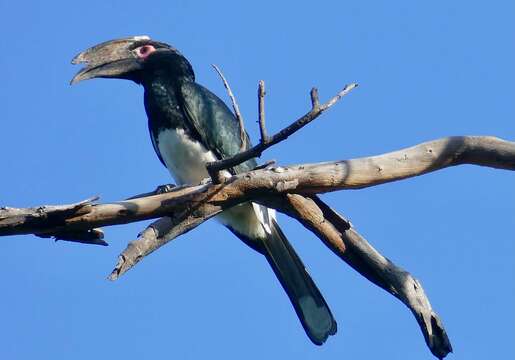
[71,36,337,345]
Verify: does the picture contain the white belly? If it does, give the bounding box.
[156,127,218,185]
[156,127,274,241]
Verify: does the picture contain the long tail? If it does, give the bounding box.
[220,203,337,344]
[261,217,337,345]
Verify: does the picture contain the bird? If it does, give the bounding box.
[71,36,337,345]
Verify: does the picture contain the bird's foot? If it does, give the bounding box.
[200,177,212,185]
[154,184,177,194]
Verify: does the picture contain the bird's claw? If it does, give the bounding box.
[200,177,212,185]
[155,184,176,194]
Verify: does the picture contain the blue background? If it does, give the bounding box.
[1,1,513,359]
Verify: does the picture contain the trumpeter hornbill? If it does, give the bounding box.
[71,36,337,345]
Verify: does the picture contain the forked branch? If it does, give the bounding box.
[1,135,513,359]
[206,83,358,182]
[262,194,452,359]
[2,136,513,239]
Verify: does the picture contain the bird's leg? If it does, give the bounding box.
[200,177,212,185]
[154,184,177,194]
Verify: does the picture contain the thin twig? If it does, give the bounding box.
[206,83,358,182]
[212,64,247,151]
[258,80,268,143]
[310,88,320,109]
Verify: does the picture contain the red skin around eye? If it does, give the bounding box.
[136,45,156,59]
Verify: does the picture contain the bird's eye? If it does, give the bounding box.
[135,45,156,58]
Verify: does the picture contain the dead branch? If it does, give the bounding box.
[108,207,220,281]
[258,80,268,142]
[206,83,358,182]
[212,64,247,151]
[261,194,452,359]
[2,136,513,239]
[0,196,107,246]
[2,135,513,359]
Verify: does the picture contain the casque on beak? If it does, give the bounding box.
[70,36,150,85]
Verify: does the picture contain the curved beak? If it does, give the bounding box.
[70,36,150,85]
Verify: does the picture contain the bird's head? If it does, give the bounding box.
[70,35,194,85]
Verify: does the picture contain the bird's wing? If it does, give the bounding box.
[180,80,337,344]
[149,127,166,167]
[179,80,256,174]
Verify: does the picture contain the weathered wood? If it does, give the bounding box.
[259,194,451,358]
[1,135,513,359]
[109,217,174,280]
[1,136,513,238]
[0,196,107,245]
[258,80,268,143]
[108,201,223,280]
[309,197,452,359]
[206,83,358,182]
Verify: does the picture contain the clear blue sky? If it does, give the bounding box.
[1,1,513,359]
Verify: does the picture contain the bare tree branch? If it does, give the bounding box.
[310,88,320,109]
[2,136,513,239]
[309,196,452,358]
[0,196,107,246]
[2,136,512,359]
[2,136,512,294]
[109,217,176,280]
[258,80,268,142]
[206,83,358,182]
[212,64,247,151]
[261,193,452,359]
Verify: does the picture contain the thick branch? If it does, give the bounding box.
[2,137,512,359]
[0,183,232,238]
[0,196,107,245]
[2,136,513,239]
[315,200,452,359]
[108,199,222,280]
[108,216,190,280]
[206,83,358,182]
[105,135,515,278]
[273,195,452,359]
